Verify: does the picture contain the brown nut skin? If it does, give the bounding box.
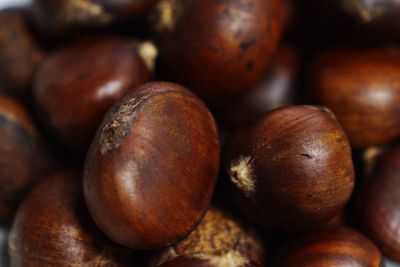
[159,254,262,267]
[153,207,265,266]
[34,35,155,154]
[0,95,59,225]
[311,48,400,149]
[9,169,141,267]
[224,105,355,232]
[219,46,298,128]
[273,227,382,267]
[83,81,220,250]
[150,0,289,106]
[0,9,44,99]
[358,144,400,261]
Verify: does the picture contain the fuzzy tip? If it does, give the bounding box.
[196,251,250,267]
[229,156,256,197]
[138,41,158,72]
[344,0,384,22]
[152,0,182,31]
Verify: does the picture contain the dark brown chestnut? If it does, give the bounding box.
[32,0,157,36]
[0,9,44,99]
[83,81,220,249]
[153,207,264,266]
[358,144,400,261]
[311,48,400,148]
[0,95,59,224]
[273,227,382,267]
[9,169,141,267]
[34,35,156,153]
[224,105,355,232]
[158,254,262,267]
[219,46,298,127]
[149,0,289,105]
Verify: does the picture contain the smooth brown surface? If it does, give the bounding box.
[358,144,400,261]
[150,0,289,105]
[0,9,44,99]
[311,48,400,148]
[154,207,264,266]
[159,255,261,267]
[221,46,298,127]
[84,81,220,249]
[273,227,382,267]
[225,105,355,232]
[0,95,59,224]
[9,169,140,267]
[34,35,153,153]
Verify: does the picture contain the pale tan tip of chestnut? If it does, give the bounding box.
[139,41,158,72]
[229,156,256,197]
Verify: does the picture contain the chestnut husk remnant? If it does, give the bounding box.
[225,105,355,232]
[9,169,142,267]
[158,254,262,267]
[150,0,289,105]
[0,9,44,99]
[358,144,400,261]
[311,48,400,148]
[153,207,264,266]
[34,35,156,154]
[84,81,220,250]
[0,95,59,225]
[273,227,382,267]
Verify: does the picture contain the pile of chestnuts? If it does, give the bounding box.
[2,0,400,266]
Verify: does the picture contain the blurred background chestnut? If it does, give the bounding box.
[34,35,156,154]
[158,254,261,267]
[311,48,400,148]
[0,9,44,100]
[149,0,290,106]
[0,95,59,225]
[9,169,142,267]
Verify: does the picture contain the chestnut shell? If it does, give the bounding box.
[83,81,220,249]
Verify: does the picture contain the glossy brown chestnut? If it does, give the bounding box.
[0,95,59,224]
[150,0,289,105]
[83,81,220,249]
[153,207,264,266]
[358,144,400,261]
[159,254,262,267]
[0,9,44,99]
[220,46,298,127]
[225,105,355,232]
[311,48,400,148]
[273,227,382,267]
[34,35,156,153]
[9,169,141,267]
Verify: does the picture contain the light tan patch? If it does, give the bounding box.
[230,156,256,197]
[195,251,249,267]
[138,41,158,72]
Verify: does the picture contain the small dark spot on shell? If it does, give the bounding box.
[247,61,254,71]
[301,153,313,159]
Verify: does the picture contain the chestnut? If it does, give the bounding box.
[32,0,157,37]
[34,35,156,153]
[83,81,220,249]
[149,0,289,105]
[9,169,141,267]
[0,9,44,99]
[311,48,400,148]
[358,144,400,261]
[273,227,382,266]
[224,105,355,232]
[0,95,59,224]
[153,207,264,266]
[158,254,262,267]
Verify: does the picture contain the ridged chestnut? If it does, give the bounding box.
[0,95,59,224]
[311,48,400,148]
[153,207,264,266]
[225,105,355,232]
[273,227,382,267]
[358,144,400,261]
[0,9,44,99]
[159,254,262,267]
[34,35,156,153]
[9,169,141,267]
[150,0,289,105]
[83,81,220,249]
